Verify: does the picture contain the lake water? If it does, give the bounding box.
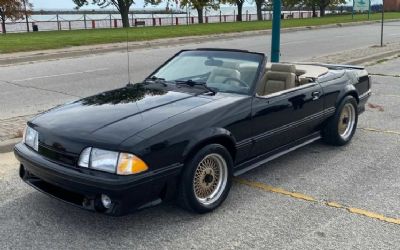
[3,6,318,33]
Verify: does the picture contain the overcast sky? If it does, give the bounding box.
[30,0,381,10]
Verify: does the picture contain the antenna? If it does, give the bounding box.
[125,20,143,121]
[126,27,132,84]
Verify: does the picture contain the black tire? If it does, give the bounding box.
[178,144,233,214]
[322,95,358,146]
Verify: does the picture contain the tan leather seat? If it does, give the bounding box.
[238,65,258,85]
[207,68,241,84]
[262,64,296,95]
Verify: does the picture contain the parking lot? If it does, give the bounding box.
[0,57,399,249]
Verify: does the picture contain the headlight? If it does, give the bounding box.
[78,147,148,175]
[24,126,39,151]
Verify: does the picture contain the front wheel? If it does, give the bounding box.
[322,96,358,146]
[178,144,233,213]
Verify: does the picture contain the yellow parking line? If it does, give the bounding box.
[235,178,316,202]
[326,202,343,209]
[234,177,400,225]
[347,207,400,224]
[361,127,400,136]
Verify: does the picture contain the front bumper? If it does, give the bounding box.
[14,143,181,216]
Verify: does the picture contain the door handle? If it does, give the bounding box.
[311,91,320,100]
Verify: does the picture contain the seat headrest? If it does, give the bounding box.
[208,68,241,84]
[271,63,296,73]
[210,68,240,78]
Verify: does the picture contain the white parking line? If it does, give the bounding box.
[12,68,109,82]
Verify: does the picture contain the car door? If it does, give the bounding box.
[249,82,324,158]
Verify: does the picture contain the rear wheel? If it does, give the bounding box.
[178,144,233,213]
[322,96,358,146]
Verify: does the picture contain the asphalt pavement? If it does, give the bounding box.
[0,51,399,249]
[1,21,400,120]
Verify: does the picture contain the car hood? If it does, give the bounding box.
[32,84,215,150]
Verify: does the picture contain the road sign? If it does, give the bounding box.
[354,0,370,11]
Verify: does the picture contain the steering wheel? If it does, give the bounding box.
[223,78,248,88]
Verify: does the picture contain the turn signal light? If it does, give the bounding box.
[117,153,149,175]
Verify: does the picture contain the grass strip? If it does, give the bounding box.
[1,13,399,53]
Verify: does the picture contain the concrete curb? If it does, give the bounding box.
[344,49,400,65]
[0,138,20,154]
[1,19,399,66]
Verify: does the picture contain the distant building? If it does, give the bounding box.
[384,0,400,11]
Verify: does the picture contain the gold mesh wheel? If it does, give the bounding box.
[193,153,228,205]
[338,103,356,140]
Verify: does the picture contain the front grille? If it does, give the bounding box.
[38,143,79,166]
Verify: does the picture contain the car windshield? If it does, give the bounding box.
[150,50,264,94]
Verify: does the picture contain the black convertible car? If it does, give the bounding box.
[15,49,371,215]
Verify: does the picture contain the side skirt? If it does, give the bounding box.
[234,132,321,176]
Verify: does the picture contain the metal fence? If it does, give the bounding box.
[2,11,319,33]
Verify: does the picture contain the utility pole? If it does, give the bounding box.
[271,0,281,62]
[368,0,371,20]
[23,0,30,32]
[381,0,385,47]
[186,4,189,25]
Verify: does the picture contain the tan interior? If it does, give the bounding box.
[238,65,259,85]
[261,64,297,96]
[206,61,329,96]
[208,68,241,84]
[257,63,329,96]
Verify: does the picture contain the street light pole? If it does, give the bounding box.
[381,0,385,47]
[23,0,30,32]
[271,0,281,62]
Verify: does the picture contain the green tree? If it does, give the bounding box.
[0,0,32,34]
[282,0,298,8]
[281,0,345,17]
[254,0,266,21]
[305,0,318,17]
[72,0,135,28]
[180,0,218,23]
[319,0,345,16]
[221,0,245,21]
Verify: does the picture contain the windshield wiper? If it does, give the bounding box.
[143,76,168,86]
[175,80,217,95]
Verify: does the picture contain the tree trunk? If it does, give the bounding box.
[312,5,317,17]
[319,5,325,17]
[120,8,130,28]
[0,14,6,34]
[256,1,263,21]
[196,7,203,24]
[237,1,243,21]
